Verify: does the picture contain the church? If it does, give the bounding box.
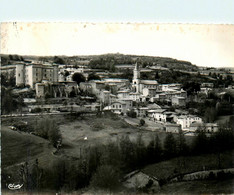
[132,62,158,94]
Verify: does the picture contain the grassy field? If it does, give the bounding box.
[143,150,234,181]
[1,113,169,168]
[1,126,57,169]
[160,178,234,194]
[1,113,196,169]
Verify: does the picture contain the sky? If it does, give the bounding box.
[0,0,234,68]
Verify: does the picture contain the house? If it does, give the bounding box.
[99,90,111,105]
[165,123,181,133]
[110,101,127,114]
[172,96,186,107]
[134,107,149,117]
[176,115,203,130]
[189,122,219,133]
[129,92,141,102]
[117,90,130,99]
[201,83,214,88]
[103,78,130,89]
[158,83,182,91]
[142,88,156,97]
[148,109,167,122]
[123,170,160,192]
[119,98,133,110]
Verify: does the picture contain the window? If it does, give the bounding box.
[113,105,115,108]
[18,73,20,77]
[119,105,121,108]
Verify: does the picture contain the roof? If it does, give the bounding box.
[165,123,181,127]
[148,109,166,113]
[117,90,130,93]
[123,170,159,181]
[190,122,204,127]
[111,101,126,105]
[147,103,161,109]
[140,80,158,85]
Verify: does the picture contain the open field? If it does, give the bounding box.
[1,126,57,169]
[1,113,177,163]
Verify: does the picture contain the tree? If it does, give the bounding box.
[1,87,17,114]
[164,133,177,158]
[34,118,61,147]
[177,131,188,156]
[139,119,145,126]
[135,133,146,167]
[204,107,217,123]
[192,129,209,154]
[155,71,159,80]
[90,165,121,191]
[147,135,162,163]
[72,73,86,85]
[53,56,65,64]
[127,109,137,118]
[119,135,136,170]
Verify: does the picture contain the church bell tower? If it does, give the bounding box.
[132,62,140,93]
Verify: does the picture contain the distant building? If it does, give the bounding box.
[176,115,203,130]
[110,101,128,114]
[189,122,219,133]
[165,123,181,133]
[172,96,186,107]
[35,81,78,98]
[158,83,182,91]
[1,63,59,88]
[148,109,167,122]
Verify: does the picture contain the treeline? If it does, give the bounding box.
[88,54,197,72]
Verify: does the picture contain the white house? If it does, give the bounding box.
[148,109,167,122]
[176,115,203,130]
[110,101,127,114]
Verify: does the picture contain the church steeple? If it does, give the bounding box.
[132,62,140,93]
[133,62,140,80]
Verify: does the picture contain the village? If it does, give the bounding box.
[1,54,234,193]
[2,56,233,135]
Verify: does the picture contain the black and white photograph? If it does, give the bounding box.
[1,17,234,195]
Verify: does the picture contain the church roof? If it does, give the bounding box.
[140,80,158,85]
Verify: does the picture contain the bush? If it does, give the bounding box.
[31,107,42,113]
[139,119,145,126]
[34,118,62,147]
[90,165,121,191]
[127,109,137,118]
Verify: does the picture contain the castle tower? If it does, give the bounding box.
[16,64,25,86]
[53,64,59,82]
[132,62,140,93]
